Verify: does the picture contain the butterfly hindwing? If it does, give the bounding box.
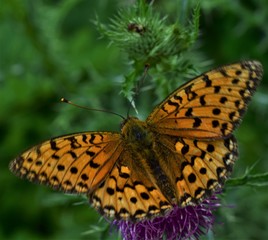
[147,133,237,207]
[173,136,238,205]
[91,162,172,221]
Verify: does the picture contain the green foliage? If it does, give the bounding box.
[226,162,268,187]
[95,0,202,104]
[1,0,268,240]
[98,1,199,61]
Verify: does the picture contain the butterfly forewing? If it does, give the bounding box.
[10,132,123,193]
[147,61,263,139]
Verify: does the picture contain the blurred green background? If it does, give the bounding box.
[1,0,268,239]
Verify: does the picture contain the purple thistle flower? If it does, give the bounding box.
[113,194,220,240]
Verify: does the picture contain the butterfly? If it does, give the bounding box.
[10,60,263,221]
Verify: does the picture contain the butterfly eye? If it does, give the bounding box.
[133,130,146,141]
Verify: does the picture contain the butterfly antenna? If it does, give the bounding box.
[127,63,150,117]
[61,98,125,120]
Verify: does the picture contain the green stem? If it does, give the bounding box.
[226,172,268,187]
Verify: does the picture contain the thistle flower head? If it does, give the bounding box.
[113,194,220,240]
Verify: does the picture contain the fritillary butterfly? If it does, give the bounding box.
[10,61,263,221]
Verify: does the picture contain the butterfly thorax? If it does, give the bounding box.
[121,117,153,148]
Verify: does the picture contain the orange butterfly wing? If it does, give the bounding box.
[145,60,263,206]
[10,132,123,193]
[10,130,173,221]
[151,134,238,206]
[91,160,172,220]
[147,61,263,139]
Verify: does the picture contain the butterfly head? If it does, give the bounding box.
[121,117,153,147]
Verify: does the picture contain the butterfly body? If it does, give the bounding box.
[121,117,178,202]
[10,61,263,221]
